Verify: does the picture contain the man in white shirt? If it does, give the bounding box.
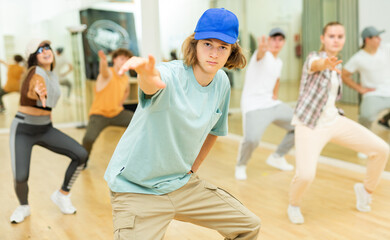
[235,28,295,180]
[342,27,390,131]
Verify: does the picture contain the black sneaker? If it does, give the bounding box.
[378,119,390,130]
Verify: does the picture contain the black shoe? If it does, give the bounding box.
[378,119,390,130]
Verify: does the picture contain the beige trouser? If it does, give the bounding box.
[290,116,389,206]
[111,174,261,240]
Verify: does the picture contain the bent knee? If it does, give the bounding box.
[242,138,259,149]
[71,146,89,166]
[78,148,89,165]
[249,214,261,230]
[375,141,390,159]
[359,113,375,124]
[82,135,96,146]
[15,177,28,185]
[226,213,261,239]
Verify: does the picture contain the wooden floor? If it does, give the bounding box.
[1,126,390,240]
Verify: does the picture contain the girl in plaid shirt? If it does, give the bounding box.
[287,22,389,224]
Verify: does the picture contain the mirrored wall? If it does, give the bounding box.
[0,0,389,139]
[0,0,303,132]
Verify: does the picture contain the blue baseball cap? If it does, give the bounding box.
[194,8,239,44]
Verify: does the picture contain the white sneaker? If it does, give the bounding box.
[287,205,304,224]
[357,152,368,159]
[266,154,294,171]
[235,165,247,180]
[51,190,77,214]
[354,183,372,212]
[10,205,31,223]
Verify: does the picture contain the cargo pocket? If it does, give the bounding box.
[113,212,136,240]
[203,181,245,214]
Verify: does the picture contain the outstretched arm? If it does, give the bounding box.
[119,55,166,95]
[0,59,8,68]
[256,36,270,61]
[95,50,112,91]
[342,69,375,94]
[98,50,110,79]
[310,56,343,74]
[60,62,73,78]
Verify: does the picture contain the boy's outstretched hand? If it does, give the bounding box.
[119,55,166,95]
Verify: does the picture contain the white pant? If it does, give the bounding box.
[237,103,295,166]
[290,116,389,206]
[359,95,390,128]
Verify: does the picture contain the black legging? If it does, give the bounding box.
[10,113,88,205]
[0,88,9,107]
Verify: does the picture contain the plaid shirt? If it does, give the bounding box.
[294,51,342,128]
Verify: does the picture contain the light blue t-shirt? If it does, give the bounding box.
[104,60,231,195]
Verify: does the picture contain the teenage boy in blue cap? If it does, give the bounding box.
[104,8,260,240]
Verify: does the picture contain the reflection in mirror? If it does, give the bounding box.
[0,0,389,168]
[0,0,390,238]
[0,1,102,130]
[0,0,142,131]
[213,0,303,140]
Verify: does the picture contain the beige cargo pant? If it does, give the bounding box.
[110,174,261,240]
